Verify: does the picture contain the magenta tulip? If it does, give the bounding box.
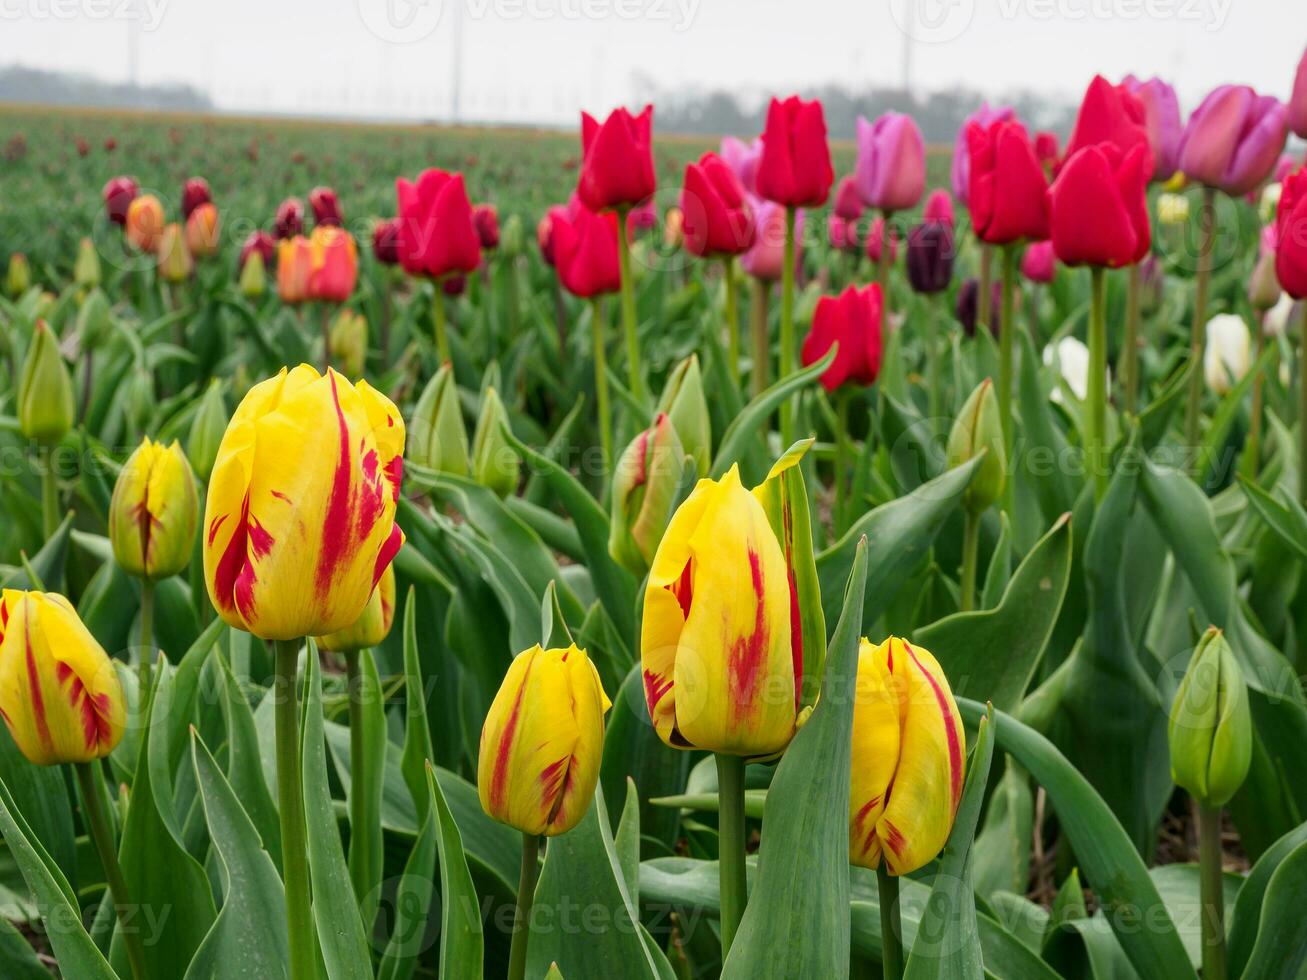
[1291,45,1307,139]
[856,112,925,212]
[1179,86,1289,196]
[1120,75,1183,181]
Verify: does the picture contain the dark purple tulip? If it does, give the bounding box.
[103,175,138,226]
[309,186,343,227]
[956,277,1004,337]
[181,177,211,220]
[372,218,401,265]
[906,222,955,295]
[274,197,304,240]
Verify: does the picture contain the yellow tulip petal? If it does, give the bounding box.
[849,638,901,869]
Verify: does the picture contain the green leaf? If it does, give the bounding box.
[1228,821,1307,975]
[425,762,484,979]
[614,777,641,903]
[217,650,282,866]
[301,647,374,980]
[0,916,48,979]
[347,649,387,929]
[1240,839,1307,980]
[1238,477,1307,562]
[1043,869,1087,946]
[916,513,1072,713]
[981,512,1013,610]
[956,698,1195,979]
[817,457,981,632]
[972,764,1034,899]
[399,588,436,822]
[375,800,435,980]
[0,723,74,893]
[0,775,116,979]
[902,704,996,980]
[720,539,869,979]
[184,731,290,980]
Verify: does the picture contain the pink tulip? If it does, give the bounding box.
[856,112,925,212]
[741,197,803,281]
[1120,75,1183,181]
[1291,45,1307,139]
[828,213,858,252]
[1021,240,1056,283]
[833,176,864,221]
[923,189,955,226]
[1179,86,1289,196]
[952,103,1015,203]
[720,136,763,197]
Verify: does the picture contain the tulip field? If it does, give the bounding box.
[2,53,1307,980]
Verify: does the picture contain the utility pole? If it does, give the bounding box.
[901,0,913,92]
[450,0,464,122]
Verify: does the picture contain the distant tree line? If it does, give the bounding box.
[0,66,211,113]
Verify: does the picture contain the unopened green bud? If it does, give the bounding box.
[1248,251,1281,313]
[946,378,1005,515]
[655,354,711,476]
[18,321,75,445]
[156,223,193,284]
[408,363,469,476]
[6,252,30,298]
[187,380,228,481]
[74,237,101,290]
[77,289,113,352]
[609,412,684,576]
[329,309,368,378]
[1168,628,1251,808]
[471,386,519,498]
[240,250,267,299]
[500,214,525,259]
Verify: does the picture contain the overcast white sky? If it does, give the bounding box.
[1,0,1303,125]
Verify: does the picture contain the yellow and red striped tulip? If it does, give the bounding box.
[202,365,405,641]
[308,226,358,303]
[277,235,313,304]
[109,437,200,581]
[316,564,396,653]
[640,464,798,757]
[0,591,126,766]
[185,202,221,258]
[849,636,965,875]
[125,193,164,253]
[478,644,610,837]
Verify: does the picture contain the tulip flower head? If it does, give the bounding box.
[277,235,313,304]
[720,135,763,196]
[551,201,621,298]
[103,175,139,227]
[408,362,469,476]
[1157,192,1191,227]
[240,230,276,273]
[906,222,955,295]
[309,186,343,228]
[946,379,1006,515]
[1292,46,1307,139]
[1275,167,1307,299]
[654,354,711,476]
[1048,142,1151,268]
[328,309,368,377]
[6,252,30,297]
[372,218,401,266]
[396,169,481,280]
[951,103,1014,203]
[74,237,101,290]
[156,223,194,283]
[1043,336,1103,404]
[966,120,1051,245]
[1021,240,1056,284]
[274,197,305,240]
[849,637,965,875]
[864,217,898,266]
[741,199,803,281]
[756,95,834,208]
[855,111,926,213]
[187,380,228,482]
[203,365,405,641]
[923,189,955,226]
[681,152,756,258]
[801,283,884,392]
[1203,314,1251,394]
[316,565,396,654]
[828,214,858,253]
[578,105,655,212]
[0,590,126,766]
[181,176,212,220]
[473,203,500,250]
[19,321,74,445]
[185,202,220,259]
[478,643,610,836]
[307,226,358,303]
[1168,628,1251,808]
[110,438,199,581]
[1179,85,1289,197]
[1064,74,1154,176]
[609,413,684,577]
[1033,131,1061,176]
[833,175,864,222]
[1120,74,1183,181]
[125,193,165,253]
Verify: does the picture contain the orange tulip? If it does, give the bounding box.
[185,202,221,258]
[125,193,165,253]
[278,235,313,304]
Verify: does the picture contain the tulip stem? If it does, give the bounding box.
[779,207,798,446]
[997,244,1018,512]
[750,278,770,398]
[591,299,612,474]
[1184,187,1217,465]
[877,210,892,319]
[835,389,852,534]
[273,639,316,980]
[927,297,943,430]
[1121,262,1141,415]
[715,753,748,959]
[432,287,451,365]
[40,447,59,540]
[960,509,981,613]
[1087,266,1109,500]
[507,833,542,980]
[1243,317,1266,481]
[977,244,993,336]
[319,304,331,373]
[138,580,154,695]
[75,762,147,980]
[345,653,376,925]
[615,209,644,402]
[723,258,740,386]
[1197,804,1227,980]
[877,867,903,980]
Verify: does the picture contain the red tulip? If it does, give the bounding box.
[552,202,621,298]
[680,152,755,258]
[181,177,211,220]
[310,186,343,227]
[626,201,657,234]
[473,204,500,250]
[274,197,304,240]
[1276,168,1307,299]
[756,96,834,208]
[372,218,401,265]
[801,283,883,391]
[966,120,1050,245]
[864,217,898,265]
[1034,131,1060,173]
[537,211,559,267]
[239,230,276,271]
[103,176,138,226]
[395,169,481,279]
[828,214,858,252]
[1048,143,1150,268]
[1064,75,1153,175]
[577,106,655,212]
[1021,240,1056,284]
[923,189,954,226]
[308,227,358,302]
[833,175,864,222]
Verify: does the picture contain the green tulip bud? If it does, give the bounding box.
[471,386,519,498]
[609,412,684,576]
[329,309,368,378]
[76,289,113,352]
[18,321,75,445]
[655,354,711,476]
[1168,628,1252,808]
[1248,251,1281,313]
[946,378,1005,515]
[500,214,525,258]
[187,380,228,481]
[6,252,30,298]
[74,237,101,290]
[408,363,469,476]
[240,250,267,299]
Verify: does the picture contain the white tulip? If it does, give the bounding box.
[1042,336,1105,404]
[1263,293,1297,338]
[1203,314,1251,395]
